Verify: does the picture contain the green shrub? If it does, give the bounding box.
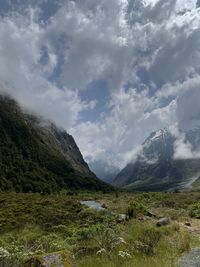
[75,227,95,241]
[126,201,149,219]
[189,202,200,218]
[135,228,162,255]
[94,227,124,255]
[178,232,191,253]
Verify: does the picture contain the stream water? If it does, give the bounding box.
[80,200,104,210]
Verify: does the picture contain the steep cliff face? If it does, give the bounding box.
[0,95,112,193]
[114,129,200,191]
[28,116,95,179]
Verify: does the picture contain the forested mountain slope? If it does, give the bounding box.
[0,95,112,193]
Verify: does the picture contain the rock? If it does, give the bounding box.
[25,251,75,267]
[102,203,107,209]
[117,214,128,223]
[156,217,170,227]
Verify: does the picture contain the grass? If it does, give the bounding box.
[0,191,199,266]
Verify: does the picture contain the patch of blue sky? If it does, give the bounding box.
[126,67,176,110]
[137,67,167,94]
[40,33,71,88]
[39,45,49,65]
[0,0,11,15]
[79,80,111,123]
[37,0,59,21]
[0,0,59,21]
[125,67,157,94]
[159,95,176,108]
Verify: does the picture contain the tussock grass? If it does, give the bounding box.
[0,191,199,266]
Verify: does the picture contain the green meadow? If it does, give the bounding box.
[0,190,199,266]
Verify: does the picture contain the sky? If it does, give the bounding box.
[1,0,200,174]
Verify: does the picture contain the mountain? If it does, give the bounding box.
[88,160,120,184]
[114,129,200,191]
[0,95,112,193]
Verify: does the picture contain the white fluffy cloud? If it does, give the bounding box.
[174,135,200,159]
[71,89,177,168]
[0,7,96,128]
[177,82,200,131]
[1,0,200,171]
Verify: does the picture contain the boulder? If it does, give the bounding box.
[25,251,75,267]
[101,203,107,209]
[117,214,128,223]
[156,217,170,227]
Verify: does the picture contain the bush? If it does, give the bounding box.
[135,228,162,255]
[189,202,200,218]
[75,227,95,241]
[178,232,190,253]
[126,201,149,219]
[94,227,125,255]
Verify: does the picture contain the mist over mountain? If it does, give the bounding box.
[114,128,200,191]
[1,0,200,192]
[0,95,112,193]
[88,160,120,184]
[1,1,200,266]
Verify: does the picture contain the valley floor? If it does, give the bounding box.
[0,190,199,266]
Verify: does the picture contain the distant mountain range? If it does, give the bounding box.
[88,160,120,184]
[114,129,200,191]
[0,95,112,193]
[3,93,200,193]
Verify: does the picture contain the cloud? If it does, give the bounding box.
[177,84,200,131]
[1,0,200,172]
[71,88,177,168]
[39,0,133,91]
[0,6,96,128]
[173,131,200,159]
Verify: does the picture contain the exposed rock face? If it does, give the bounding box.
[114,129,200,191]
[28,116,95,179]
[0,95,112,192]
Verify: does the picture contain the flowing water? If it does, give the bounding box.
[80,200,104,210]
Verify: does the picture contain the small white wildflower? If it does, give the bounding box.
[117,237,126,244]
[0,247,10,259]
[118,251,132,259]
[96,248,106,255]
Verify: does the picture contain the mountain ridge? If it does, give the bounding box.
[0,94,112,193]
[114,128,200,191]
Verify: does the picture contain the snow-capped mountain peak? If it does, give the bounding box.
[140,128,174,163]
[114,127,200,191]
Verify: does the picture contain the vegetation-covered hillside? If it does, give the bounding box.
[0,95,112,193]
